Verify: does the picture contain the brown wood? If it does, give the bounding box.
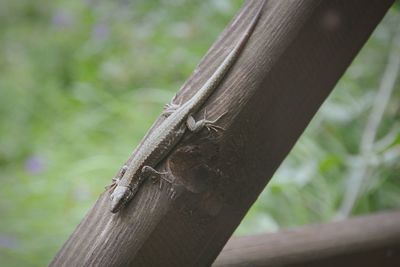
[214,210,400,267]
[50,0,393,266]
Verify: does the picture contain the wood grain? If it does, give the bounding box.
[214,210,400,267]
[50,0,394,266]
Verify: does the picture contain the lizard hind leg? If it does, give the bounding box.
[163,102,180,117]
[186,110,227,133]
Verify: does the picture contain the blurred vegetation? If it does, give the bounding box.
[0,0,399,266]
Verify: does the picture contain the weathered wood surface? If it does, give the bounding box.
[50,0,393,266]
[214,210,400,267]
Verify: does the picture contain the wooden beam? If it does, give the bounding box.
[50,0,393,266]
[214,210,400,267]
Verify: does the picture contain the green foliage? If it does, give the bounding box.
[0,0,398,265]
[394,0,400,11]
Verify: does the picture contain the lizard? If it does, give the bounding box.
[108,0,265,213]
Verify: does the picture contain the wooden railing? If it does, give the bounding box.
[214,210,400,267]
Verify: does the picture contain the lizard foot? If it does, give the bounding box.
[162,102,180,117]
[186,110,227,133]
[105,165,128,192]
[142,166,172,189]
[105,178,118,191]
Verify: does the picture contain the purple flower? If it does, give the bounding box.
[92,23,109,40]
[52,10,74,28]
[25,155,46,174]
[0,235,18,249]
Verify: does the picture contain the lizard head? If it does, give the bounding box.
[109,185,133,213]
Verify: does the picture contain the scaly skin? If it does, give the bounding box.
[109,1,265,213]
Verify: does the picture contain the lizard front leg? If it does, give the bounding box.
[109,169,147,213]
[142,166,172,189]
[109,166,173,212]
[105,165,128,191]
